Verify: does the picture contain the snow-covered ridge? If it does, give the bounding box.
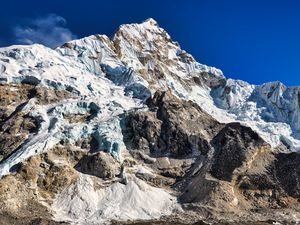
[211,79,300,150]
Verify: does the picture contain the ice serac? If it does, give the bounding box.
[0,42,139,177]
[211,78,300,149]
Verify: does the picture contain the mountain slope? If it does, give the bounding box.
[0,18,300,224]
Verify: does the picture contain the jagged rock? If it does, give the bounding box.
[135,171,175,187]
[76,152,120,179]
[0,112,38,161]
[124,91,221,158]
[154,157,193,178]
[0,148,79,224]
[211,122,269,181]
[274,152,300,198]
[180,123,274,209]
[36,164,78,194]
[0,84,74,162]
[238,151,300,203]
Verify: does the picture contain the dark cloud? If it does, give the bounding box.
[13,14,77,48]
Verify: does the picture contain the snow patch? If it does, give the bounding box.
[52,174,180,224]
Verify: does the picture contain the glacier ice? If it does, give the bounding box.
[92,117,125,159]
[208,78,300,150]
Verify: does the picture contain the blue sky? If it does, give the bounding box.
[1,0,300,86]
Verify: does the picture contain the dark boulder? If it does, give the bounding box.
[75,152,120,179]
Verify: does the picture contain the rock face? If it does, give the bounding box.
[211,122,268,181]
[274,153,300,198]
[1,19,300,225]
[124,91,221,158]
[0,84,72,162]
[179,122,300,222]
[76,152,120,179]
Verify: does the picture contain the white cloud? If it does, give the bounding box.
[13,14,77,48]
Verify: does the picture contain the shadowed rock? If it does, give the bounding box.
[274,152,300,198]
[123,91,221,158]
[211,122,268,181]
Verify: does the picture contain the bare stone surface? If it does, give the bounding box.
[124,91,221,158]
[76,151,120,179]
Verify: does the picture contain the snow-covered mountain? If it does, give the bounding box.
[1,18,300,224]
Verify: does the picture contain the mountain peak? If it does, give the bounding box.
[115,17,162,38]
[142,18,158,27]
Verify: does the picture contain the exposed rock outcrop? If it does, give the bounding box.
[211,122,269,181]
[76,152,120,179]
[124,91,221,158]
